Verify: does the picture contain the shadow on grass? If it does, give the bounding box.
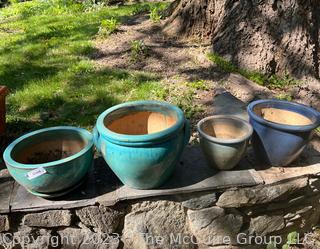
[0,63,61,91]
[0,3,166,138]
[6,66,161,135]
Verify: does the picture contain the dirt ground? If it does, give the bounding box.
[92,14,320,247]
[94,13,320,119]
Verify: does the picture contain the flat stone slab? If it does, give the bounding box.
[212,90,249,121]
[0,169,14,213]
[9,146,263,212]
[97,146,263,206]
[3,90,320,212]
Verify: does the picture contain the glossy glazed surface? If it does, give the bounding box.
[248,99,320,166]
[94,100,190,189]
[197,115,253,170]
[3,127,94,195]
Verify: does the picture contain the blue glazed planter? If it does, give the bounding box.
[197,115,253,170]
[94,100,190,189]
[3,126,94,197]
[247,99,320,166]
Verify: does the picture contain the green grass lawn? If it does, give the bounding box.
[0,0,168,135]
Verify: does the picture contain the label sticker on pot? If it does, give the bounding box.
[26,167,47,180]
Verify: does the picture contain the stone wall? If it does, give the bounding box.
[1,175,320,249]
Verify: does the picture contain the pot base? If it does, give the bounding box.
[26,176,86,199]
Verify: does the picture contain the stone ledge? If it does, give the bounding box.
[2,179,320,249]
[6,146,262,213]
[0,90,319,215]
[1,85,320,248]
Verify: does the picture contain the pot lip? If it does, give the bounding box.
[197,115,253,144]
[3,126,93,170]
[247,99,320,132]
[96,100,185,143]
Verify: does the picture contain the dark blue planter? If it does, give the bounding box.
[247,99,320,166]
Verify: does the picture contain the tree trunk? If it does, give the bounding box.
[164,0,320,80]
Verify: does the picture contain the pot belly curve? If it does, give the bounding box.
[7,151,93,193]
[100,131,185,189]
[94,100,190,189]
[250,118,311,166]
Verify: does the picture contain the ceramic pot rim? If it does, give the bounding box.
[197,115,253,144]
[247,99,320,132]
[96,100,186,143]
[3,126,94,169]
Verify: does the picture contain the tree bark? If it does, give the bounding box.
[165,0,320,80]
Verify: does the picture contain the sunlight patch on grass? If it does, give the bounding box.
[0,0,168,134]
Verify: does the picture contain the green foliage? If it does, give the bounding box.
[98,17,119,37]
[207,53,267,86]
[132,2,169,15]
[207,53,300,89]
[208,53,237,73]
[0,1,167,135]
[130,40,149,62]
[149,7,161,23]
[266,231,298,249]
[268,73,300,89]
[275,93,293,101]
[187,80,210,91]
[132,3,150,15]
[82,0,105,12]
[152,80,205,119]
[171,89,203,119]
[286,231,298,245]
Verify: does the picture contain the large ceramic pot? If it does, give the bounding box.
[197,115,253,170]
[247,99,320,166]
[3,126,94,197]
[94,100,190,189]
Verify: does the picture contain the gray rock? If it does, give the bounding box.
[289,214,301,222]
[182,193,217,210]
[309,178,320,191]
[0,215,9,232]
[285,222,295,228]
[25,229,52,249]
[217,178,308,208]
[296,206,313,215]
[244,194,310,216]
[122,201,195,249]
[225,74,273,104]
[1,227,52,249]
[249,215,285,236]
[284,213,295,219]
[212,90,249,121]
[23,210,72,227]
[198,246,260,249]
[188,207,243,246]
[76,205,124,234]
[58,227,119,249]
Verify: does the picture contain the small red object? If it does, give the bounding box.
[0,86,8,136]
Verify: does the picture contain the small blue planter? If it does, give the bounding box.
[3,126,94,197]
[94,100,190,189]
[247,99,320,166]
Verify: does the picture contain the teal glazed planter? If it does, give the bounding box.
[94,100,190,189]
[248,99,320,166]
[3,126,94,198]
[197,115,253,170]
